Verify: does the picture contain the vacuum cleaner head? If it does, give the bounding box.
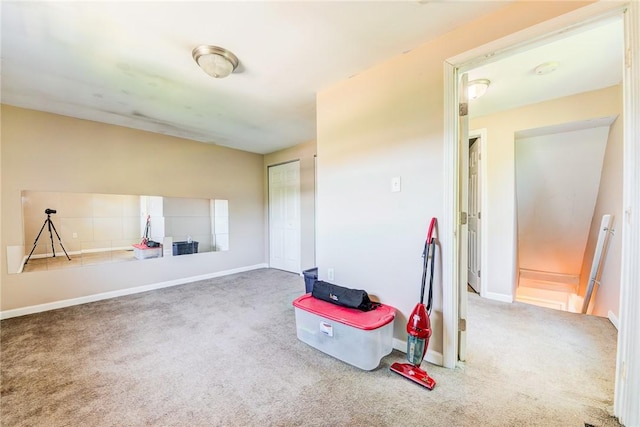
[389,362,436,390]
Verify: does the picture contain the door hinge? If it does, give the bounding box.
[460,212,468,225]
[459,102,468,117]
[478,211,481,220]
[459,318,467,332]
[478,270,481,278]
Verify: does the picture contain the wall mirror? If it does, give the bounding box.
[12,191,229,274]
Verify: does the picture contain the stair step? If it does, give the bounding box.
[516,286,568,310]
[518,277,578,294]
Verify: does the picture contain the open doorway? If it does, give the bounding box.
[512,119,619,314]
[461,17,623,316]
[443,3,640,424]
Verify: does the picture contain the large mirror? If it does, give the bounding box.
[12,191,229,274]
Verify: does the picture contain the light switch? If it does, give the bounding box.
[391,176,402,192]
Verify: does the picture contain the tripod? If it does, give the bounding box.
[25,212,71,265]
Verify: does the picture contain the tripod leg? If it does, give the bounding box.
[24,219,49,265]
[48,219,71,261]
[47,219,57,258]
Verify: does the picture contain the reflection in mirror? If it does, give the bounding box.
[13,191,228,274]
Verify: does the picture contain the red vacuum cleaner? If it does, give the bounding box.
[141,215,151,246]
[390,217,437,390]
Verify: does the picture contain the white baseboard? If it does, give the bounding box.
[483,291,513,303]
[608,310,619,330]
[0,263,269,320]
[393,338,444,367]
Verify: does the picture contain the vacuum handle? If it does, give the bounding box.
[420,218,437,308]
[426,217,436,243]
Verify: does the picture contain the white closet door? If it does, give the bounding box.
[269,161,301,273]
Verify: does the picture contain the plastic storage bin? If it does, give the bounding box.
[303,268,318,293]
[292,294,395,370]
[172,241,198,256]
[132,244,162,259]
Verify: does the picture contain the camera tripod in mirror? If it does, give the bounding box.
[24,208,71,265]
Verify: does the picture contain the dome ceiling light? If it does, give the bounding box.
[192,45,239,79]
[468,79,491,99]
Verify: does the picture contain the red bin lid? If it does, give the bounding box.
[293,294,395,330]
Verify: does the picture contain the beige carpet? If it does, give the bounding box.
[1,268,619,426]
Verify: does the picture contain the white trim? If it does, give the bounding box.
[424,349,443,367]
[608,310,619,331]
[483,291,513,304]
[393,338,443,367]
[615,3,640,426]
[442,60,458,369]
[0,263,269,320]
[448,3,626,73]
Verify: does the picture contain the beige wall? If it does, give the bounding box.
[1,105,265,312]
[515,127,609,277]
[316,1,592,362]
[580,114,623,319]
[264,140,316,272]
[470,85,622,302]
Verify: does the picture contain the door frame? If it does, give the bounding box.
[442,2,639,424]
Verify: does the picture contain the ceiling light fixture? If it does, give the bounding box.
[533,61,559,75]
[468,79,491,99]
[192,45,239,79]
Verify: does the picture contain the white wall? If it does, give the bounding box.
[515,125,609,276]
[580,116,624,319]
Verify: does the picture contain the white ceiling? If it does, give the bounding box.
[1,2,623,154]
[468,17,623,118]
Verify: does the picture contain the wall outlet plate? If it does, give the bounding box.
[391,176,401,192]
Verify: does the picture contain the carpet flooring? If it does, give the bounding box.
[0,268,620,426]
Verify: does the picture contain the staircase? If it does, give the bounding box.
[515,270,584,313]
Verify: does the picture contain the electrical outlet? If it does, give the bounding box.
[72,232,78,238]
[327,268,335,281]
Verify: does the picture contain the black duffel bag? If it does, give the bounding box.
[311,280,380,312]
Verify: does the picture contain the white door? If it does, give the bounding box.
[269,161,301,273]
[468,137,481,293]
